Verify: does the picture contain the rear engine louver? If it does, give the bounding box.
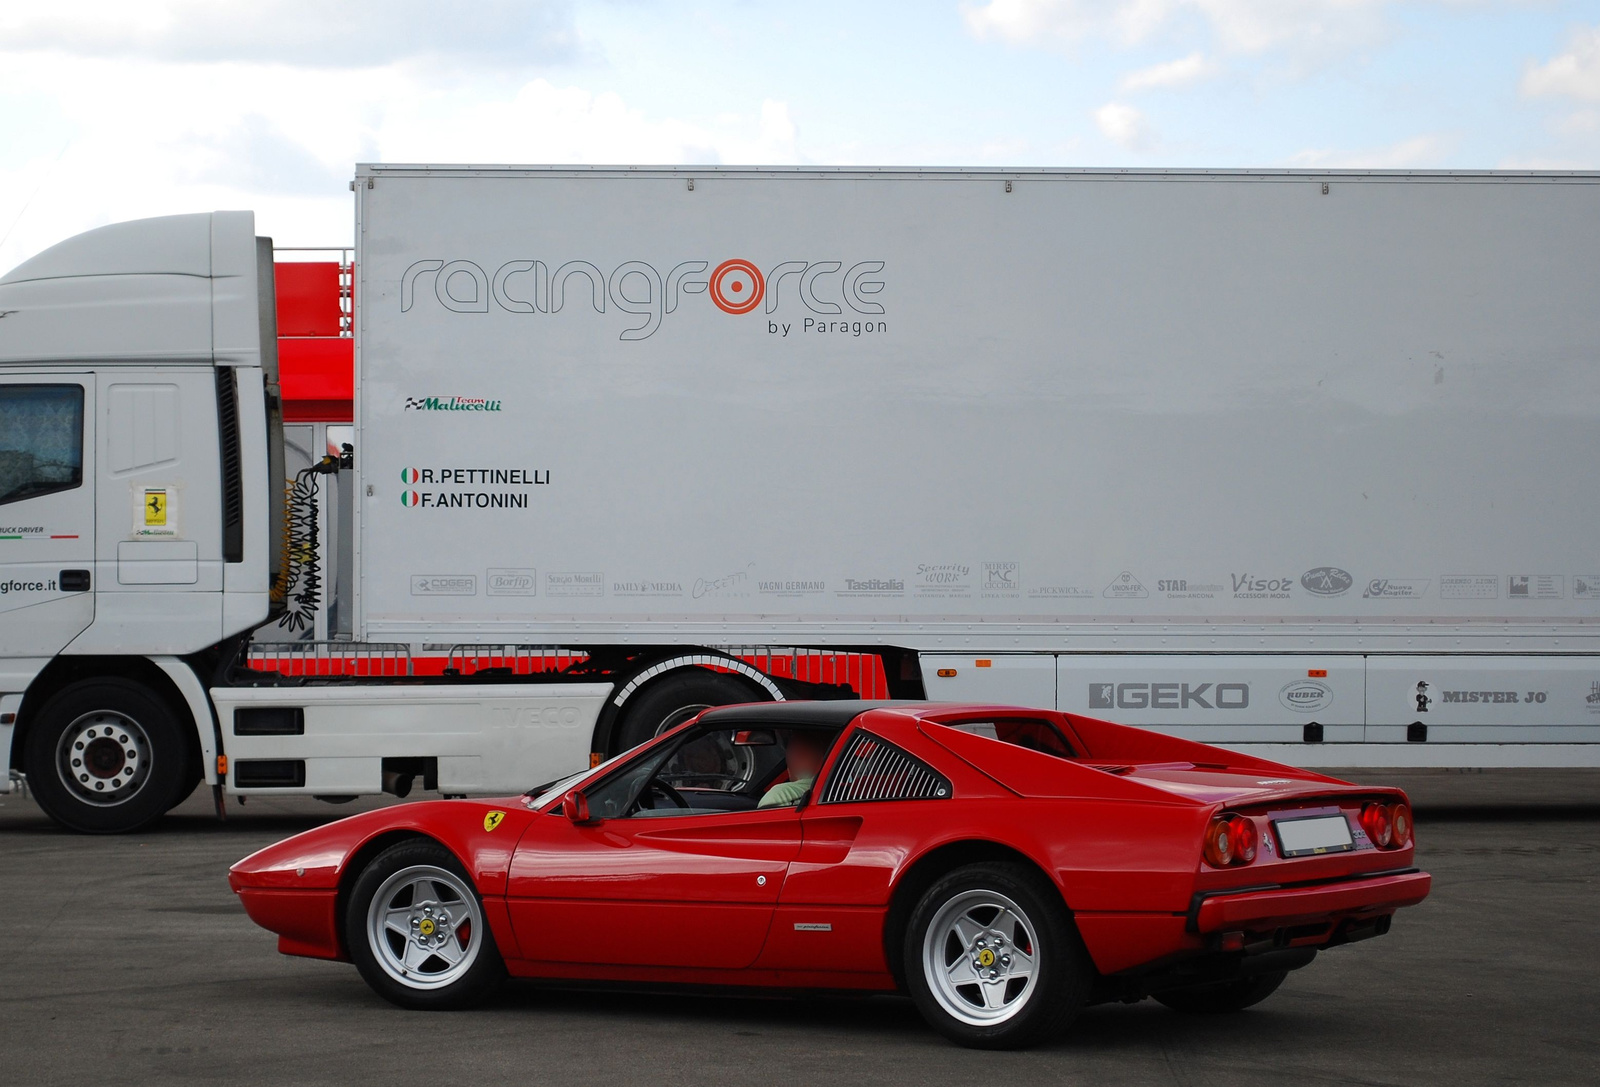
[818,731,951,804]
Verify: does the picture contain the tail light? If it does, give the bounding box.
[1388,802,1412,848]
[1360,802,1394,848]
[1202,813,1259,867]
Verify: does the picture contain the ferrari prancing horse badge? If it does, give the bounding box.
[483,811,506,832]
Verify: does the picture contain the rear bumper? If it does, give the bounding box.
[1191,868,1431,934]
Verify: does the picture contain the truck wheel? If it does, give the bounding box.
[22,678,193,834]
[346,839,506,1010]
[165,764,204,813]
[903,862,1092,1049]
[613,670,764,753]
[1153,971,1288,1013]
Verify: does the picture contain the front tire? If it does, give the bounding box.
[22,678,192,833]
[903,862,1092,1049]
[346,840,506,1010]
[1153,970,1288,1013]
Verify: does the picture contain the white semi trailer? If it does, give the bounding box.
[1,166,1596,833]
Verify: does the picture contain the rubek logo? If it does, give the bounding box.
[1279,680,1333,712]
[400,256,886,340]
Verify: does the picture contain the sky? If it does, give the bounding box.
[3,0,1600,267]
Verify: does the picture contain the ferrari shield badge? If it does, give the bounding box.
[483,810,506,832]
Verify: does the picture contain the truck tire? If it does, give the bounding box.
[165,765,204,813]
[22,678,193,834]
[613,670,765,753]
[903,862,1092,1049]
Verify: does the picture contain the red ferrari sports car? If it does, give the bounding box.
[230,701,1430,1048]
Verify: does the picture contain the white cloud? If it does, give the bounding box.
[0,0,580,68]
[1192,0,1387,55]
[1286,133,1452,168]
[376,81,800,165]
[1120,51,1220,90]
[1095,101,1154,149]
[963,0,1175,48]
[0,47,803,271]
[1522,24,1600,102]
[964,0,1439,56]
[1552,109,1600,135]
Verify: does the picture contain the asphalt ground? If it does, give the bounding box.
[0,771,1595,1087]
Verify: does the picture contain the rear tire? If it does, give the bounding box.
[22,678,192,834]
[903,862,1092,1049]
[1153,970,1288,1013]
[613,669,764,753]
[346,839,506,1010]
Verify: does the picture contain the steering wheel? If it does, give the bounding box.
[641,779,690,812]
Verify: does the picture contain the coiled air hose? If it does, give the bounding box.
[275,455,340,633]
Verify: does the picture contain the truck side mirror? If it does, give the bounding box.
[563,789,596,825]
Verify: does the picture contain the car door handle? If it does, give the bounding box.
[60,569,91,592]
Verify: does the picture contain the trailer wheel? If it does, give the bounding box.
[613,670,766,753]
[22,678,193,834]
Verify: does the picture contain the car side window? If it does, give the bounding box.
[0,385,84,506]
[658,730,782,795]
[817,730,951,804]
[583,751,672,820]
[577,726,798,819]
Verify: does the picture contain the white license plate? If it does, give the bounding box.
[1274,813,1355,857]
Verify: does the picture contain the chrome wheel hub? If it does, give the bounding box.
[55,711,152,807]
[923,889,1040,1026]
[367,865,483,990]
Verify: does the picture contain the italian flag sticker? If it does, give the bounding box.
[401,491,420,506]
[400,467,419,483]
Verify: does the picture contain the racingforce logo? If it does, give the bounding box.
[709,259,763,314]
[399,255,885,340]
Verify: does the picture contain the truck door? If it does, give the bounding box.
[0,376,95,658]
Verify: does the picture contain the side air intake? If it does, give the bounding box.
[818,730,951,804]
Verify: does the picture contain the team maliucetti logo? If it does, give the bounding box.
[399,466,548,509]
[404,395,502,412]
[398,255,888,340]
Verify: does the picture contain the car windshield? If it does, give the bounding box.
[938,717,1076,759]
[527,749,631,807]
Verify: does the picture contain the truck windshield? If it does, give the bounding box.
[0,385,84,506]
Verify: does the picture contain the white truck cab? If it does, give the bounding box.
[0,212,278,828]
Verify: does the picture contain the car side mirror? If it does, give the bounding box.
[564,789,597,825]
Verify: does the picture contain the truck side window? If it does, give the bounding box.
[0,385,84,506]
